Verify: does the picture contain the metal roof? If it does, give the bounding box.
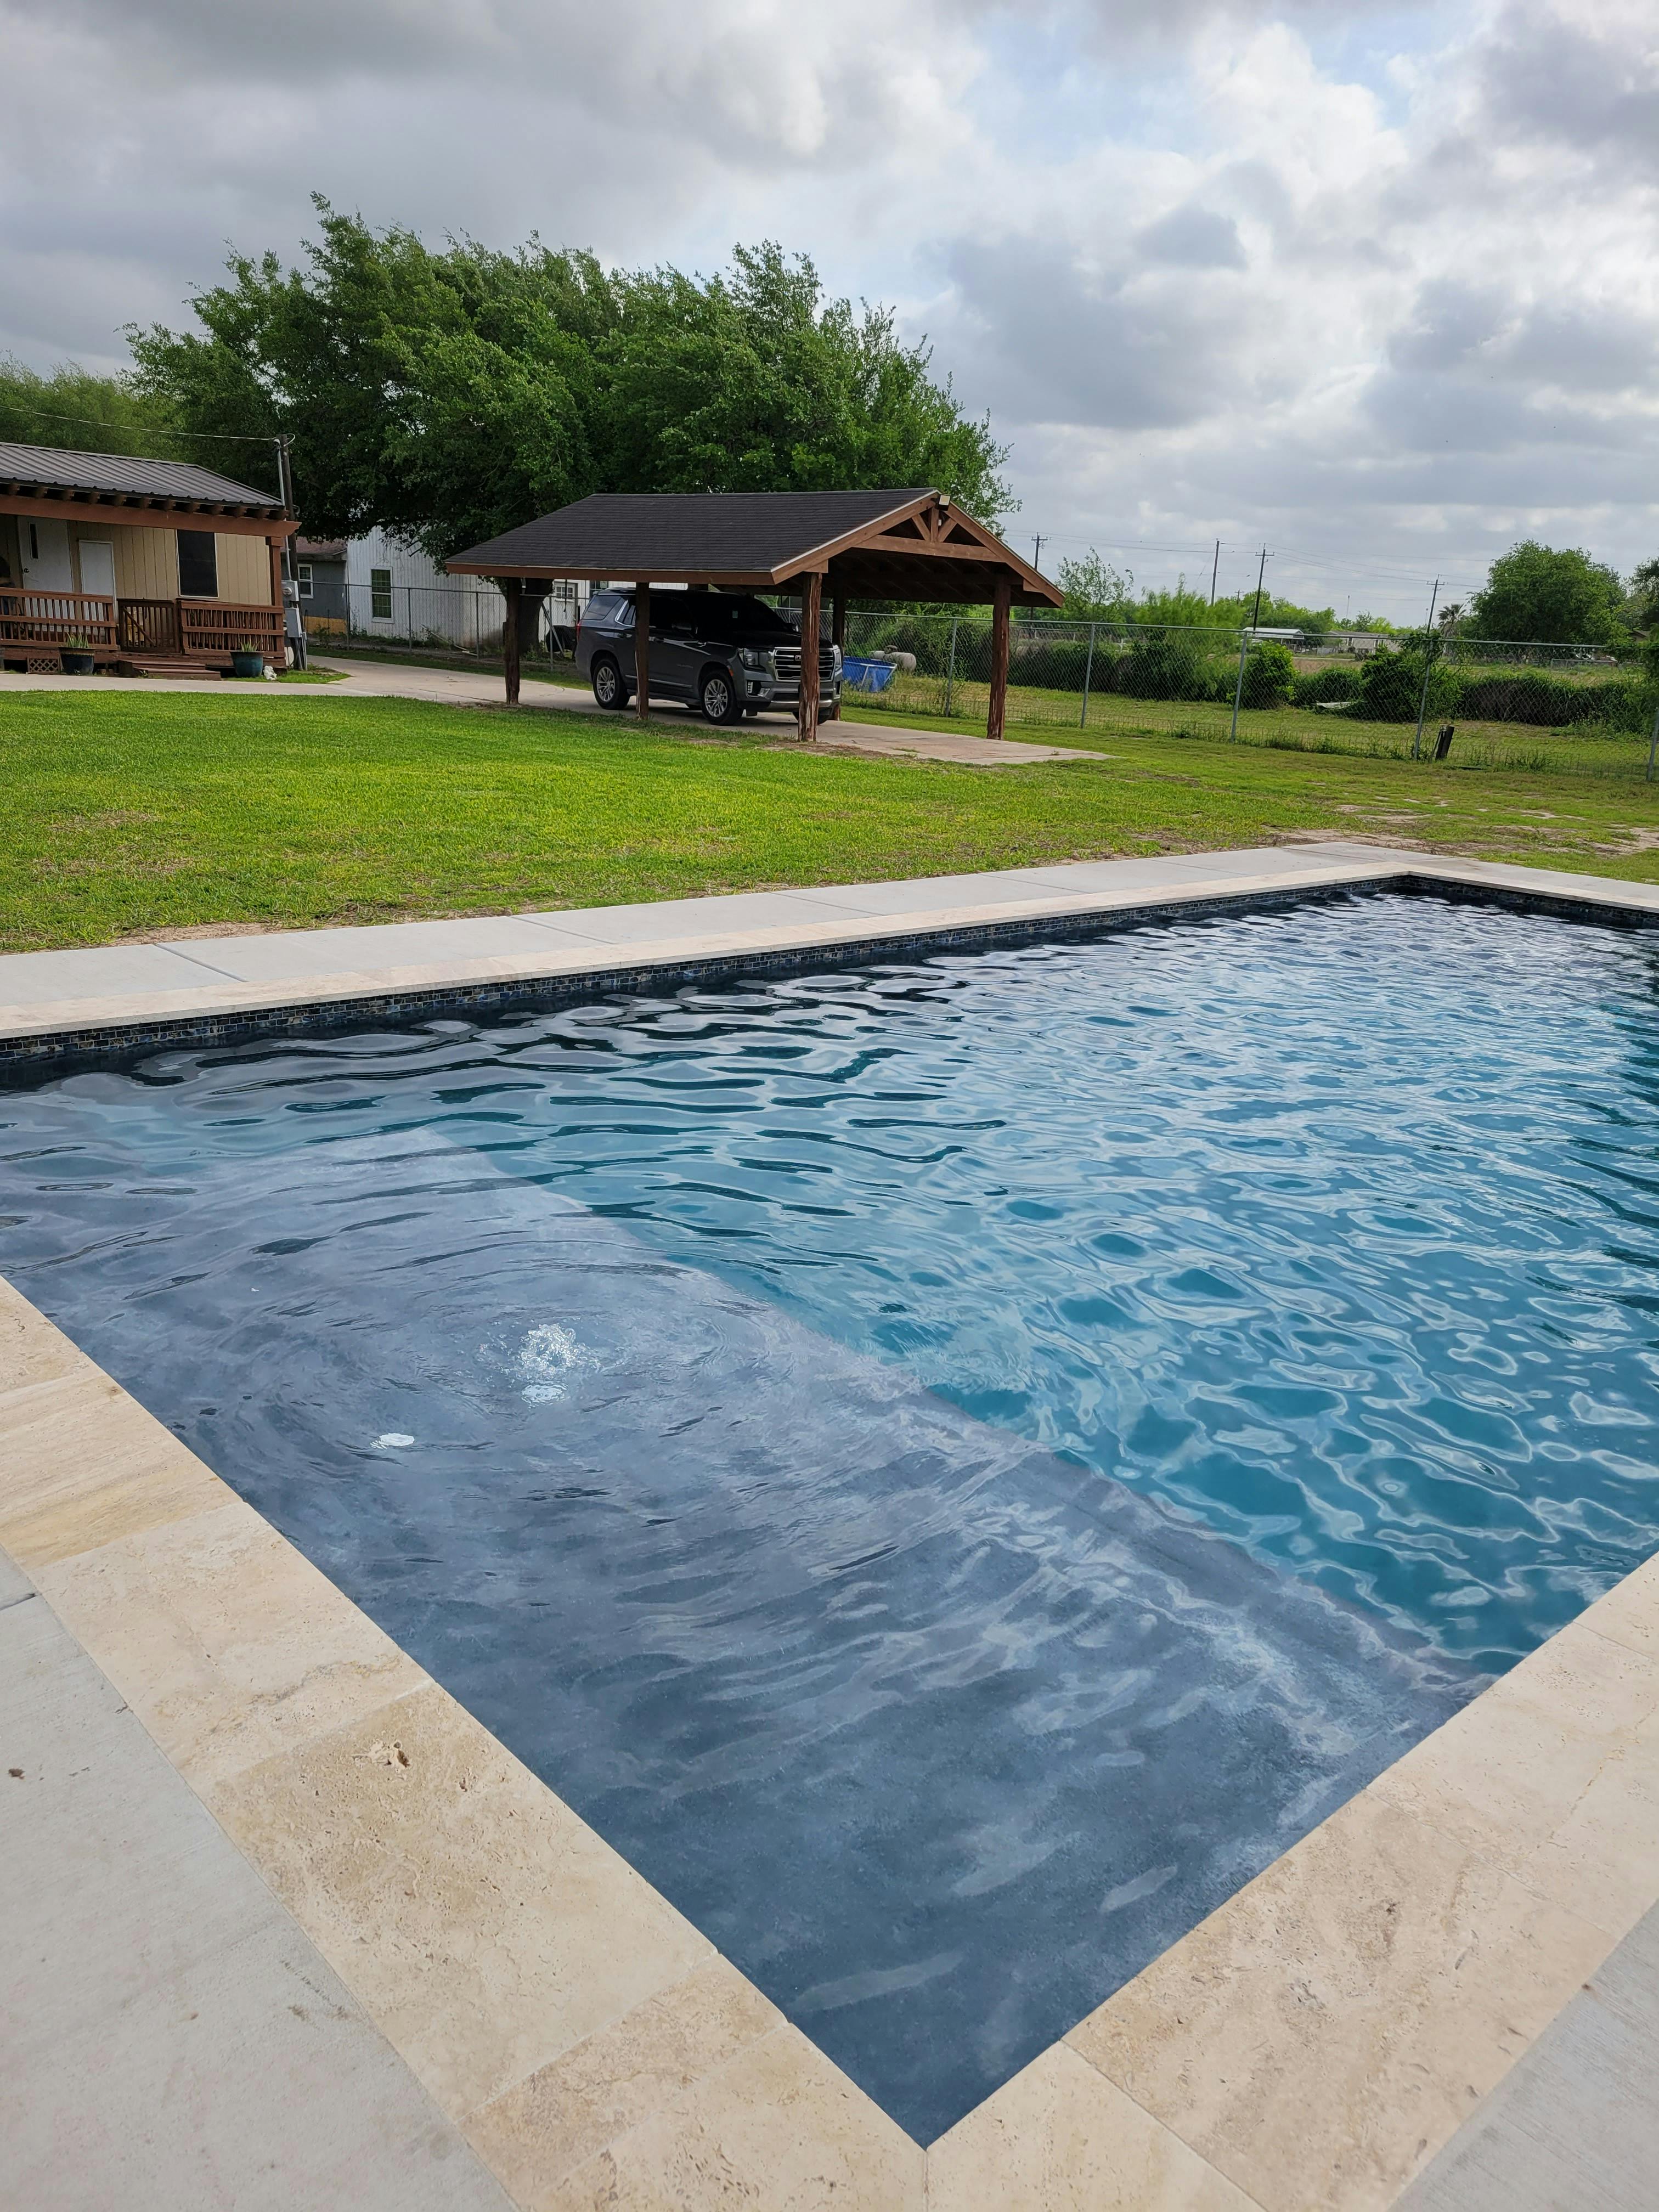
[0,439,285,514]
[445,489,1059,608]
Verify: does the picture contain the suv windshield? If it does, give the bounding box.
[692,595,797,636]
[596,592,797,637]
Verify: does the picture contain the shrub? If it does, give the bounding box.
[1008,636,1092,691]
[1116,632,1222,702]
[1239,640,1295,709]
[1356,645,1459,722]
[1454,671,1652,731]
[1291,666,1361,708]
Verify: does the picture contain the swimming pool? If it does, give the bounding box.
[3,890,1656,2139]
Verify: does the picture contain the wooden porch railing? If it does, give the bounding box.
[0,590,118,650]
[117,599,182,655]
[180,600,284,658]
[0,594,285,665]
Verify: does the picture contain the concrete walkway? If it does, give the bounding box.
[1400,1900,1659,2211]
[0,654,1105,769]
[1,1545,512,2211]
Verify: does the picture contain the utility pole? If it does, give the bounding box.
[274,432,306,672]
[1249,547,1267,631]
[1032,533,1043,573]
[1412,579,1441,760]
[1209,539,1220,607]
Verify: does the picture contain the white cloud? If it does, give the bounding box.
[3,0,1655,616]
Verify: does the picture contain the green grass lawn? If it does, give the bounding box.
[1,687,1656,953]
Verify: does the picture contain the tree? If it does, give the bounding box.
[0,357,180,460]
[1468,541,1627,645]
[1356,634,1459,722]
[1626,556,1659,632]
[127,205,1012,560]
[1058,550,1133,618]
[1239,639,1295,708]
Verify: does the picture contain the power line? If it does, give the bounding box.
[1022,526,1492,593]
[1,400,278,444]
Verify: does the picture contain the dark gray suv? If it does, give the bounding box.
[576,589,840,724]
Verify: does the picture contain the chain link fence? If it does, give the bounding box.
[297,580,1657,772]
[303,579,587,658]
[838,611,1659,768]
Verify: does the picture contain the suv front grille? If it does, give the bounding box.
[773,646,838,679]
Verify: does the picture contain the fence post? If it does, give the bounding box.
[1080,622,1096,730]
[944,617,958,718]
[1647,699,1659,784]
[1412,579,1441,759]
[1229,627,1249,744]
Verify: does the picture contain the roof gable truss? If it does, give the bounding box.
[777,492,1048,594]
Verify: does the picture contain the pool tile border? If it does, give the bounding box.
[7,844,1659,2206]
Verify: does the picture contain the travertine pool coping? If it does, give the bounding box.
[5,842,1659,2207]
[5,838,1659,1067]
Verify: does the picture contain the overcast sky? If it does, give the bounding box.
[3,0,1655,618]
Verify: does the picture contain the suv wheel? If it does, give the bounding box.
[591,656,626,710]
[699,667,743,724]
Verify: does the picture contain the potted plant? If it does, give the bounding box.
[59,633,96,675]
[229,637,267,679]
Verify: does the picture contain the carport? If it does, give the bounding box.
[445,489,1060,740]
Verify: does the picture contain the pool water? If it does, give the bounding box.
[4,891,1658,2138]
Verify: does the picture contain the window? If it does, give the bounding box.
[177,530,218,599]
[296,563,313,600]
[370,568,393,621]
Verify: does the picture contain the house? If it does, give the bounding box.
[319,526,589,653]
[0,441,294,675]
[293,536,348,631]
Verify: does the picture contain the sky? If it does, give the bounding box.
[2,0,1655,620]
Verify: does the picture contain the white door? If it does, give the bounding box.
[20,518,72,591]
[78,540,116,603]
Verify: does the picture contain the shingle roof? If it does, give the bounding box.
[449,490,937,578]
[445,489,1060,607]
[0,440,284,512]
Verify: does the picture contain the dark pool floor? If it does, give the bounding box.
[2,1132,1477,2140]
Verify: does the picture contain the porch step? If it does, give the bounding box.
[115,657,225,680]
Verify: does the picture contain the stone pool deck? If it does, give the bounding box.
[5,840,1659,2208]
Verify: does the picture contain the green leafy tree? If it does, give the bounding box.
[127,205,1011,560]
[1356,634,1459,722]
[0,357,180,460]
[1469,540,1627,645]
[1239,639,1295,708]
[1625,555,1659,632]
[1058,550,1133,618]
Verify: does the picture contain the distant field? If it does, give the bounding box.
[1,686,1655,953]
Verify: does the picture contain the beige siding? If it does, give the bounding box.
[216,533,276,606]
[94,524,178,600]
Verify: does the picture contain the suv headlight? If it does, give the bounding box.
[738,647,774,672]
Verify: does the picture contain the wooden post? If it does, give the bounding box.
[267,536,285,670]
[634,579,651,721]
[502,577,522,706]
[987,571,1012,741]
[798,572,823,741]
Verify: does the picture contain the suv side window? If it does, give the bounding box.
[586,592,627,626]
